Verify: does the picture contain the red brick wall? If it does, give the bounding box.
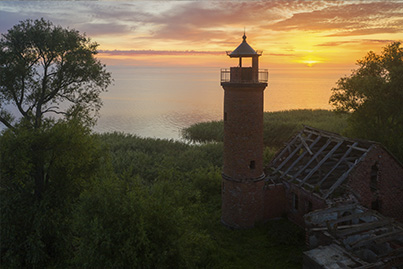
[221,178,265,228]
[348,146,403,223]
[285,184,328,227]
[222,83,266,180]
[221,82,267,228]
[263,183,286,220]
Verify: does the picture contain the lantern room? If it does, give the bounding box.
[221,34,268,84]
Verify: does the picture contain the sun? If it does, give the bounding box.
[296,54,323,67]
[302,60,320,67]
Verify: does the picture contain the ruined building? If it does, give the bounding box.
[265,126,403,226]
[220,35,403,230]
[304,204,403,268]
[220,34,403,267]
[221,35,403,241]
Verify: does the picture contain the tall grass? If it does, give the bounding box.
[183,109,348,148]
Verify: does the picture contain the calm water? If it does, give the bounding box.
[0,66,351,139]
[94,66,351,140]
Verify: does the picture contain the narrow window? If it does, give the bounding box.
[249,160,256,170]
[307,201,313,212]
[370,163,379,191]
[292,193,299,211]
[224,112,228,121]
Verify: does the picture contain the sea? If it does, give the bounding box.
[93,66,352,140]
[0,65,353,140]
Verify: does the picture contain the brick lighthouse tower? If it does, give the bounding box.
[220,33,268,228]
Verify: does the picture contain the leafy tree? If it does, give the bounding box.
[0,120,110,267]
[0,18,111,130]
[329,42,403,159]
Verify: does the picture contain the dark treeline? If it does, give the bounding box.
[1,118,304,268]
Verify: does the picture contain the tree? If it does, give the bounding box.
[0,18,111,130]
[329,42,403,160]
[0,120,110,267]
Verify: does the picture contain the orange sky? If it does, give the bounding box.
[1,1,402,68]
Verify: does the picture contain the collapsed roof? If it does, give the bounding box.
[265,126,378,199]
[304,204,403,268]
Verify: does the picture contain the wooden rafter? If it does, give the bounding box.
[323,146,372,199]
[279,135,322,180]
[315,142,358,189]
[288,138,332,182]
[298,140,344,187]
[270,132,305,166]
[266,126,375,198]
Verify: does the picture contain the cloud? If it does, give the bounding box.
[98,49,224,56]
[316,40,358,47]
[79,23,132,36]
[270,2,403,36]
[326,27,402,37]
[143,1,289,43]
[316,39,397,48]
[2,0,402,55]
[265,53,296,57]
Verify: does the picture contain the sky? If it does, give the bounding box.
[1,0,403,68]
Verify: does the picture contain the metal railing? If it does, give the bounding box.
[220,68,268,83]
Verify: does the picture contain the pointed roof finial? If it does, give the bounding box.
[228,30,259,57]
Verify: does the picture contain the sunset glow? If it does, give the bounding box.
[1,1,402,69]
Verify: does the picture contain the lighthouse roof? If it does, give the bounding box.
[227,34,261,57]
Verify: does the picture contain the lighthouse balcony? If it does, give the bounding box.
[221,67,268,84]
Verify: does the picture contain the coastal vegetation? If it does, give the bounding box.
[1,19,401,268]
[183,109,349,147]
[1,123,304,268]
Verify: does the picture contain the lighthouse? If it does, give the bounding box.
[220,33,268,228]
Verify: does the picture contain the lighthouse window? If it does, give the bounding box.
[249,160,256,170]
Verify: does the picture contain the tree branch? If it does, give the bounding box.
[0,115,14,130]
[43,109,68,115]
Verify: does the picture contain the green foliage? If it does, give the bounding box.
[182,120,224,143]
[73,176,181,268]
[264,146,277,166]
[183,109,348,148]
[2,124,305,268]
[211,219,305,268]
[0,120,109,267]
[0,18,112,129]
[98,132,223,182]
[330,42,403,160]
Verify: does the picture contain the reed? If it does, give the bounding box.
[183,109,348,148]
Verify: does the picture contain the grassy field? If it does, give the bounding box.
[183,109,349,148]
